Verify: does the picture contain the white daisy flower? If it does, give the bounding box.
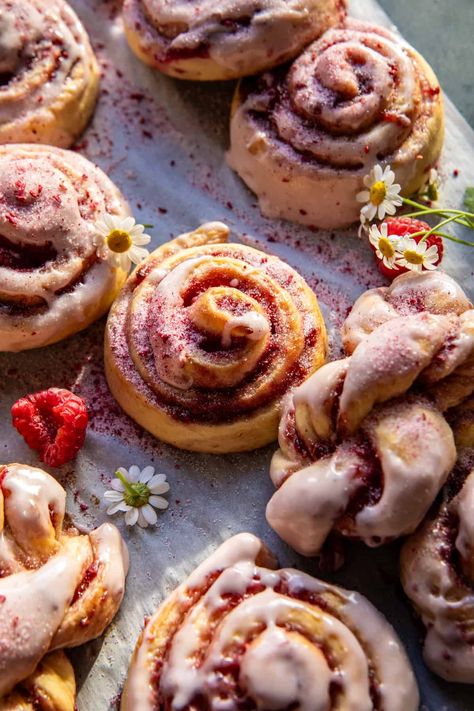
[368,223,402,269]
[104,465,169,528]
[397,237,440,273]
[94,214,151,271]
[357,164,403,222]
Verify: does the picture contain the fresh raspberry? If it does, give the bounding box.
[373,217,444,279]
[11,388,88,467]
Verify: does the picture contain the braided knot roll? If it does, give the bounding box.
[122,532,419,711]
[228,19,444,228]
[342,271,472,355]
[122,0,347,81]
[0,0,99,147]
[0,144,130,351]
[104,222,327,453]
[266,309,474,556]
[401,406,474,683]
[0,463,129,704]
[0,651,75,711]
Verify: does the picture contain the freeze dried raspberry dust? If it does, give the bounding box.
[11,388,88,467]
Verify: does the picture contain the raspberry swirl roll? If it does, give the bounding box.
[0,0,100,147]
[228,20,444,229]
[105,222,327,453]
[122,533,419,711]
[401,408,474,683]
[0,144,130,352]
[266,310,474,557]
[122,0,347,81]
[342,271,472,354]
[0,463,129,705]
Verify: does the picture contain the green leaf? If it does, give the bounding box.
[463,187,474,212]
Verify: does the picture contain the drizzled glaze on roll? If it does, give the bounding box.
[0,144,130,351]
[0,463,128,702]
[105,222,327,453]
[228,19,444,228]
[0,0,100,147]
[267,310,474,557]
[123,0,347,80]
[342,270,472,354]
[122,533,419,711]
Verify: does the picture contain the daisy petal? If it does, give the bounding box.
[142,504,158,525]
[107,501,131,515]
[111,478,125,492]
[125,507,139,526]
[139,465,155,483]
[131,233,151,246]
[103,490,124,501]
[137,510,149,528]
[129,246,150,265]
[149,482,170,495]
[149,495,169,510]
[148,473,166,489]
[128,465,140,482]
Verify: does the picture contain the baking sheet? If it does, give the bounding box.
[2,0,474,708]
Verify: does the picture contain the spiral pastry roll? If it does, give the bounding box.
[342,271,472,354]
[401,408,474,683]
[122,532,419,711]
[105,222,327,453]
[0,144,130,352]
[0,463,129,705]
[266,309,474,556]
[228,20,444,229]
[0,0,99,147]
[122,0,347,81]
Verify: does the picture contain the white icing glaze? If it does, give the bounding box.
[0,538,89,696]
[267,448,359,556]
[338,312,451,434]
[267,310,467,557]
[402,470,474,682]
[0,464,128,694]
[342,271,472,354]
[123,0,345,78]
[0,144,129,351]
[123,533,419,711]
[0,0,98,146]
[227,20,443,229]
[221,312,269,348]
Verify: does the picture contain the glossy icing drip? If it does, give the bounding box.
[0,144,129,351]
[342,270,472,354]
[0,464,128,696]
[266,311,474,556]
[123,533,419,711]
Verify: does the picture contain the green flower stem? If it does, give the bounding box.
[419,215,463,242]
[115,470,150,508]
[402,198,474,228]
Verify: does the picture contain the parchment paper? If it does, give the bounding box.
[2,1,474,709]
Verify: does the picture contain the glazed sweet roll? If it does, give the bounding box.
[228,20,444,228]
[0,144,130,351]
[0,651,75,710]
[342,270,472,354]
[0,0,100,147]
[266,310,474,556]
[0,463,128,706]
[105,222,327,453]
[401,406,474,683]
[121,532,419,711]
[122,0,347,81]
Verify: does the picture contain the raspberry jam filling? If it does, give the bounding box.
[0,234,57,270]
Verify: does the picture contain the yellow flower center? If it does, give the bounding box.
[369,181,387,206]
[403,249,424,265]
[378,237,395,259]
[106,229,132,253]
